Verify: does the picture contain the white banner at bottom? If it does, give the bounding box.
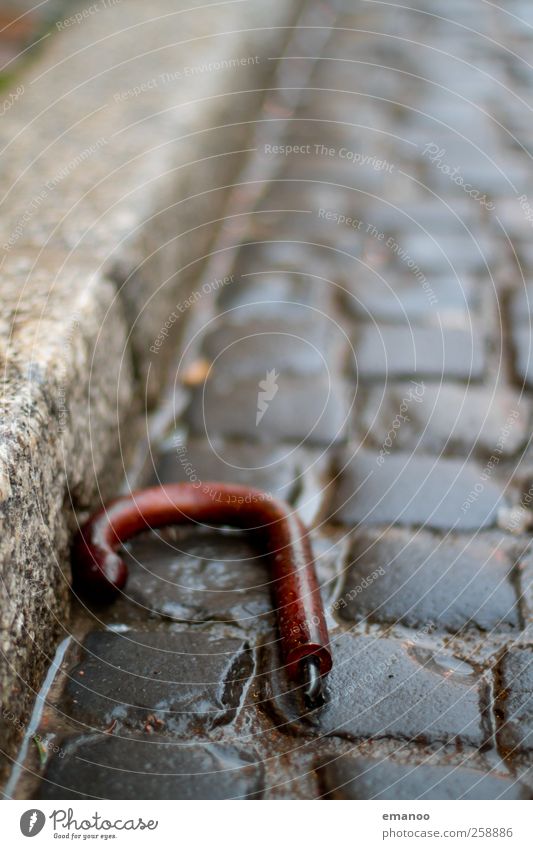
[1,799,531,848]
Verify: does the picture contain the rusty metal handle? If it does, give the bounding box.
[71,482,332,705]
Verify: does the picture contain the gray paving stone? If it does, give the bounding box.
[509,284,533,328]
[231,240,335,284]
[39,736,262,799]
[405,104,494,153]
[517,552,533,639]
[496,648,533,755]
[296,90,392,134]
[310,57,407,99]
[200,316,344,379]
[353,326,485,381]
[360,384,529,458]
[427,153,531,201]
[186,374,351,446]
[266,635,488,747]
[495,200,533,239]
[121,527,272,630]
[512,327,533,388]
[330,451,505,531]
[319,755,531,800]
[107,528,342,667]
[337,528,519,632]
[63,631,254,736]
[275,180,359,223]
[151,436,330,526]
[153,436,303,501]
[509,285,533,386]
[217,271,329,317]
[285,155,395,194]
[364,199,479,236]
[341,275,475,326]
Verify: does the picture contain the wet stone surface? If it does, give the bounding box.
[517,552,533,641]
[62,631,254,737]
[509,283,533,329]
[359,385,529,459]
[496,648,533,755]
[337,529,520,633]
[117,525,343,633]
[331,451,505,531]
[318,754,532,800]
[511,327,533,388]
[186,374,351,446]
[39,736,263,799]
[121,527,273,631]
[200,316,345,380]
[352,326,485,382]
[217,271,330,316]
[153,436,310,502]
[341,275,475,326]
[264,635,489,747]
[152,436,331,526]
[397,233,493,276]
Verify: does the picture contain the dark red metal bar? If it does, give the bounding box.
[71,482,332,702]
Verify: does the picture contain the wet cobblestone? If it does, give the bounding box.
[40,737,263,800]
[337,529,520,633]
[353,326,485,382]
[330,451,506,531]
[121,528,273,630]
[496,648,533,755]
[360,385,530,458]
[186,373,352,446]
[63,631,254,737]
[318,755,532,800]
[264,635,490,747]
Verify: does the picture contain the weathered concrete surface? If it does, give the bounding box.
[0,0,296,782]
[0,252,134,780]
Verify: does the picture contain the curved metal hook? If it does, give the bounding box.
[71,482,332,705]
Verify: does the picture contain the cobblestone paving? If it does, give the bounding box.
[11,0,533,799]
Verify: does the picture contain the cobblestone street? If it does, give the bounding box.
[3,0,533,801]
